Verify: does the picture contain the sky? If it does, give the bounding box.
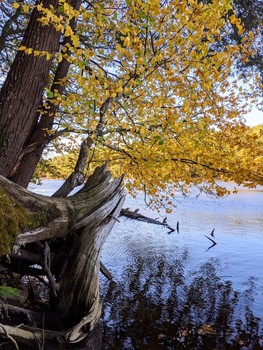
[244,108,263,126]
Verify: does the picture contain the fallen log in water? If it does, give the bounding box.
[120,208,175,233]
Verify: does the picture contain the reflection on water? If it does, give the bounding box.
[99,184,263,350]
[100,254,263,350]
[29,181,263,349]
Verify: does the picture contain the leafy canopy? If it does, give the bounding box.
[7,0,263,209]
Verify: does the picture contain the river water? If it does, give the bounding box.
[29,180,263,350]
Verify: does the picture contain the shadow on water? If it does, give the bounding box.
[100,252,263,350]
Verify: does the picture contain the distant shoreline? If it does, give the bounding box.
[33,178,263,192]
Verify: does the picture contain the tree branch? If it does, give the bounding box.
[120,208,175,233]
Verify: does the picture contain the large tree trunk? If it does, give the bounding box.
[0,0,61,178]
[8,0,82,187]
[0,164,124,348]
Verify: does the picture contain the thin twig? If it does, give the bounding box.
[0,324,19,350]
[41,242,58,298]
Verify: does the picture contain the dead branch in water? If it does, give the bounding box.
[204,234,217,252]
[120,208,175,234]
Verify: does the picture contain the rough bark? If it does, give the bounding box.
[0,0,61,178]
[8,0,82,187]
[0,164,124,348]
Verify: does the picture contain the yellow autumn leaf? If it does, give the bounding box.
[116,86,123,93]
[36,4,42,11]
[18,46,27,51]
[12,3,20,10]
[64,26,73,37]
[23,4,30,13]
[25,48,33,55]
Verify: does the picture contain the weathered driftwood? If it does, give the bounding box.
[0,323,63,347]
[0,164,124,348]
[0,322,103,349]
[120,208,175,233]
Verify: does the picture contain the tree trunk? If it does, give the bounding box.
[8,0,82,187]
[0,164,124,348]
[0,0,61,178]
[52,137,93,197]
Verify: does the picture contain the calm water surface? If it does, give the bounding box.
[29,181,263,350]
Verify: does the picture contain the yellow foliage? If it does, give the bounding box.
[21,0,262,209]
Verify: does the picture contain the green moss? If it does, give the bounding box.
[0,285,20,298]
[0,189,32,255]
[0,189,61,255]
[30,202,61,227]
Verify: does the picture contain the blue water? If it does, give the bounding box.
[29,180,263,348]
